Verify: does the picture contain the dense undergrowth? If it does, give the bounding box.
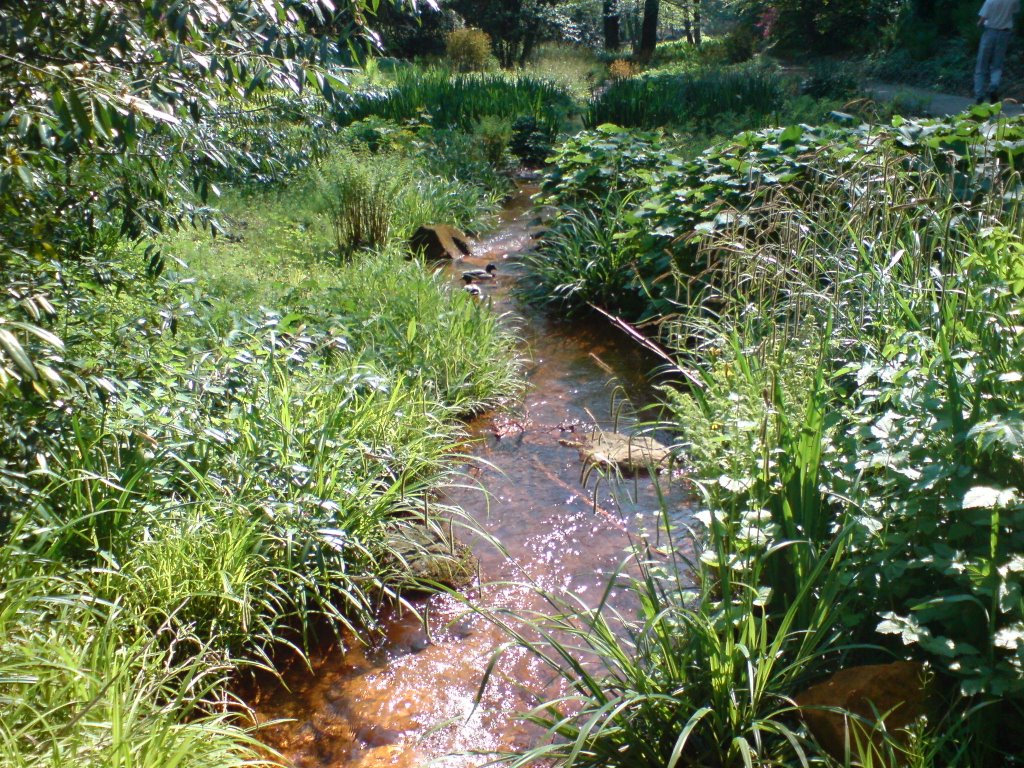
[514,100,1024,765]
[0,55,557,765]
[5,12,1021,765]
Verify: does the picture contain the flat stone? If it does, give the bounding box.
[409,224,472,260]
[795,661,930,766]
[386,519,477,591]
[559,429,673,475]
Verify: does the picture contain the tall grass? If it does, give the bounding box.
[339,68,575,138]
[0,544,267,768]
[586,64,788,129]
[311,148,409,256]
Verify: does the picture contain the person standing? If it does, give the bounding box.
[975,0,1020,103]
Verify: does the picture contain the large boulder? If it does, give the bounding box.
[409,224,472,261]
[559,429,673,475]
[795,661,930,766]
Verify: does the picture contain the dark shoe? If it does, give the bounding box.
[990,91,1000,102]
[977,96,985,104]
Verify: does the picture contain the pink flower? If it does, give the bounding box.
[755,6,778,40]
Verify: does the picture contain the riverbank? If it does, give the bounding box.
[240,183,693,768]
[510,86,1024,767]
[0,104,529,766]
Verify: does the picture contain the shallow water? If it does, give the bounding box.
[245,186,695,768]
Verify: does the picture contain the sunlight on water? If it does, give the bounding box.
[245,186,694,767]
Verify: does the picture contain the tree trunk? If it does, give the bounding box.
[693,0,701,46]
[639,0,659,61]
[683,4,693,44]
[603,0,621,51]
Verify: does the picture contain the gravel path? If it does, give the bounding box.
[866,80,1024,118]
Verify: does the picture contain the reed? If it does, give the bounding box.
[340,68,574,139]
[586,64,787,129]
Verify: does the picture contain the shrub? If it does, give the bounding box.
[309,149,409,257]
[446,27,493,72]
[473,114,513,166]
[607,58,636,81]
[510,115,554,166]
[337,116,415,154]
[800,62,861,100]
[721,24,758,63]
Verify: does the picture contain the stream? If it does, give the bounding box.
[244,186,695,768]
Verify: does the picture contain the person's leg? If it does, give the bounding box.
[976,28,996,101]
[987,29,1013,99]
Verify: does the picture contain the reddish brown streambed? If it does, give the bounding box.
[244,186,694,768]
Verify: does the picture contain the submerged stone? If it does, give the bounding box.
[409,224,472,260]
[386,519,477,591]
[795,660,930,766]
[559,429,673,475]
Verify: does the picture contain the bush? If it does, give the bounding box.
[518,109,1024,766]
[607,58,637,81]
[510,115,554,166]
[337,116,416,154]
[721,24,758,63]
[310,149,409,257]
[473,115,513,166]
[446,27,493,72]
[800,62,861,100]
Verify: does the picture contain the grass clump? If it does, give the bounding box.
[586,62,788,130]
[340,67,575,141]
[311,148,408,257]
[520,196,648,318]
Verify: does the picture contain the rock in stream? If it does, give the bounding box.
[559,429,673,476]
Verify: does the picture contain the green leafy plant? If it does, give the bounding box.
[446,27,495,72]
[474,115,514,166]
[310,149,410,257]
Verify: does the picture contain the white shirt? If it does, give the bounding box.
[980,0,1020,30]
